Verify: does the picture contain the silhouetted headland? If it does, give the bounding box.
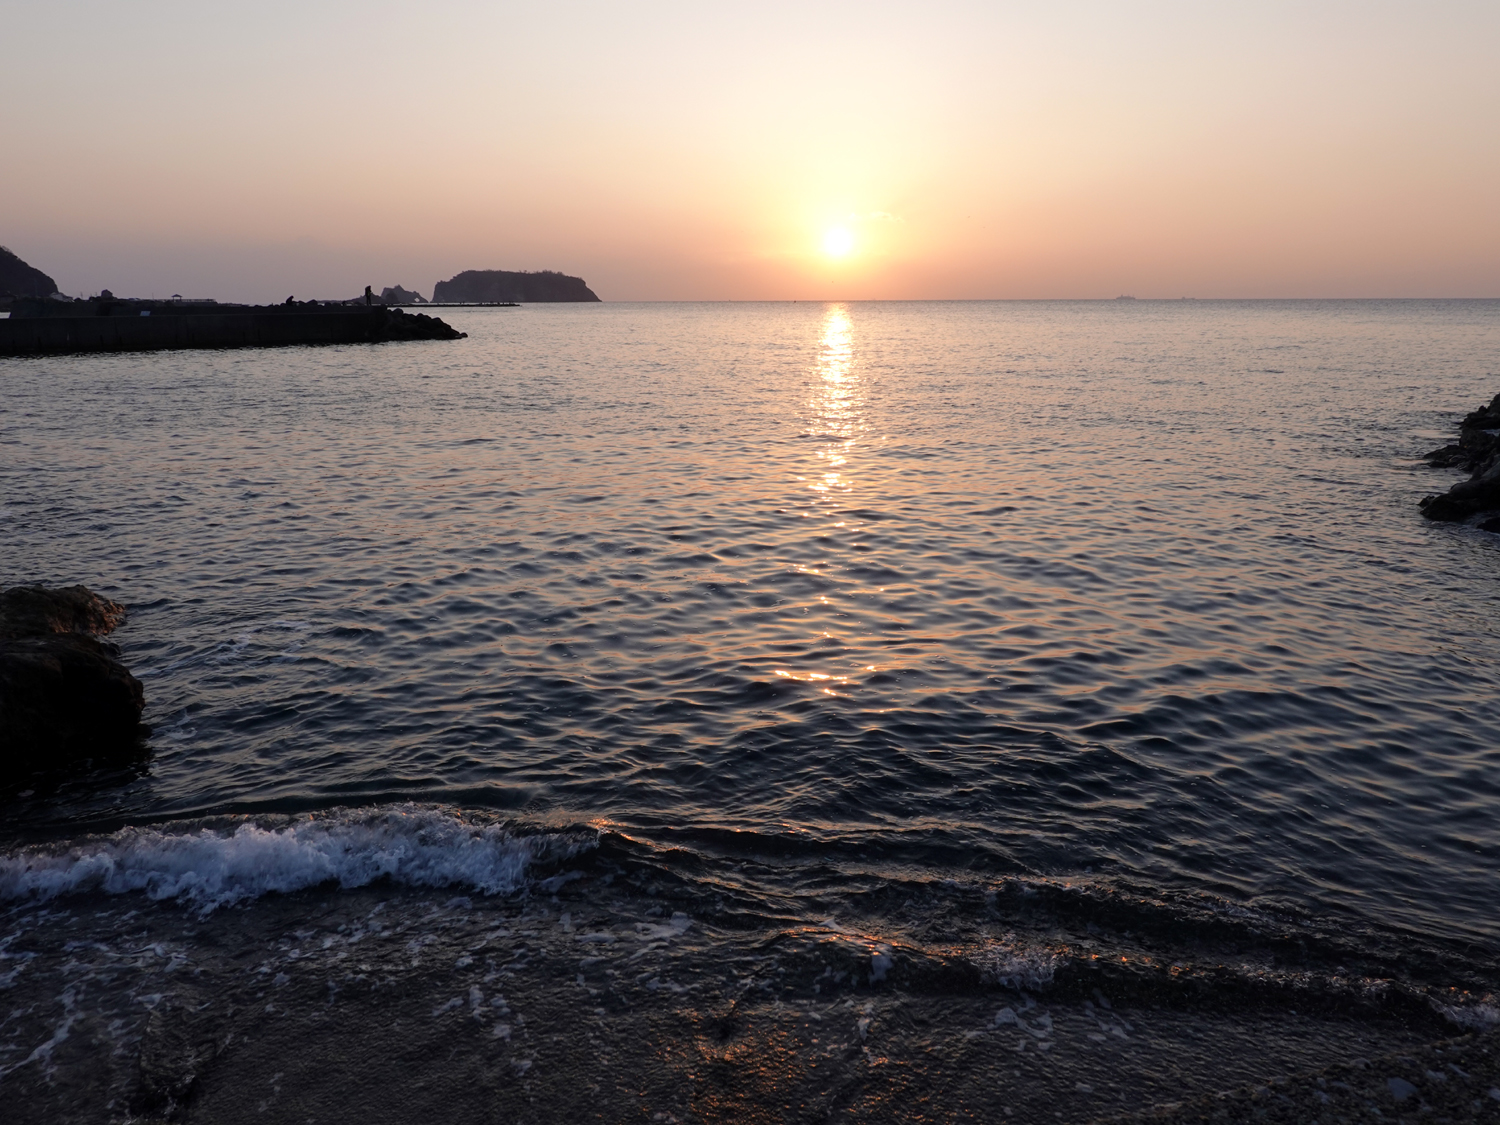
[0,246,60,306]
[1421,391,1500,527]
[433,268,600,303]
[0,294,466,357]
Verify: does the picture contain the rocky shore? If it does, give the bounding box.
[0,585,147,783]
[1421,392,1500,527]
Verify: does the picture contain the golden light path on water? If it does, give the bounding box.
[774,305,872,696]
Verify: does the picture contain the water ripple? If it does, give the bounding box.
[2,299,1498,950]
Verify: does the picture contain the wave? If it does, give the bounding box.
[1,806,1496,1039]
[0,806,595,913]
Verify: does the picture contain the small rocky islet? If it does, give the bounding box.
[1421,391,1500,527]
[0,584,148,785]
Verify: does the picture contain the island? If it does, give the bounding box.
[433,269,600,303]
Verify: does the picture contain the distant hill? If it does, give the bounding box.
[0,247,58,297]
[433,270,600,303]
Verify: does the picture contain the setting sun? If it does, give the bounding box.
[822,227,854,258]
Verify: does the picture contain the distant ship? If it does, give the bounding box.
[1115,294,1137,301]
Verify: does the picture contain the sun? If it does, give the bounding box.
[822,227,854,257]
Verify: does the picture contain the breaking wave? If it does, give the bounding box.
[0,806,595,913]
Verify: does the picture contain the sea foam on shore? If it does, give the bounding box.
[0,806,593,912]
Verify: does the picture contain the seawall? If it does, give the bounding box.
[0,307,464,357]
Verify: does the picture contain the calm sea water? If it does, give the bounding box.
[0,299,1496,930]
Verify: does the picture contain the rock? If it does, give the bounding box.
[379,284,427,304]
[1422,392,1500,472]
[1387,1075,1418,1101]
[378,308,466,341]
[1421,392,1500,522]
[1462,392,1500,431]
[0,583,128,640]
[0,585,147,782]
[1422,456,1500,521]
[1421,443,1467,468]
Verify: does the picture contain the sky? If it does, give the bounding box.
[2,0,1497,302]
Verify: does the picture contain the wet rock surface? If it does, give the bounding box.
[1114,1030,1500,1123]
[1,863,1492,1125]
[0,585,129,640]
[1421,392,1500,522]
[0,585,146,782]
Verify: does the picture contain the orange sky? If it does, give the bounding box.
[3,1,1497,301]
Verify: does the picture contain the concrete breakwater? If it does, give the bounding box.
[0,301,466,357]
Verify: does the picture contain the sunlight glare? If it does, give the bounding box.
[822,227,854,257]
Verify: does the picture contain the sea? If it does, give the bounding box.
[1,299,1498,1123]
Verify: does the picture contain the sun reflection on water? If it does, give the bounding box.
[806,303,864,500]
[775,304,872,693]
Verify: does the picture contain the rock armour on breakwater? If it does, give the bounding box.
[0,585,147,783]
[1421,392,1500,525]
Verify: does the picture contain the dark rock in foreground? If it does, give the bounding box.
[0,585,147,781]
[0,299,465,356]
[433,268,600,303]
[1421,392,1500,522]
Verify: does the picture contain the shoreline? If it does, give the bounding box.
[2,816,1496,1123]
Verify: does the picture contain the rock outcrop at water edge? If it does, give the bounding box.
[379,284,427,304]
[1421,392,1500,525]
[0,585,148,782]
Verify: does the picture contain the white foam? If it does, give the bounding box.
[972,941,1059,990]
[0,806,594,914]
[1434,998,1500,1031]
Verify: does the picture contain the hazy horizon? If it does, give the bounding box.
[4,1,1497,303]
